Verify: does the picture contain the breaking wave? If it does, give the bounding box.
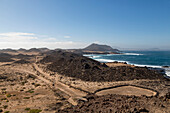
[93,58,129,63]
[122,53,143,55]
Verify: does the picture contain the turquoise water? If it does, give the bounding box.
[84,51,170,76]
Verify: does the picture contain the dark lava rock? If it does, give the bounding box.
[138,108,149,112]
[58,93,170,113]
[14,54,34,59]
[0,75,8,80]
[0,53,14,62]
[39,51,166,82]
[14,59,30,64]
[162,66,169,68]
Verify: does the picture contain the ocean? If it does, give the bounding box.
[84,51,170,77]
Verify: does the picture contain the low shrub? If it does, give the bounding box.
[23,97,30,99]
[28,109,42,113]
[25,108,30,111]
[4,111,10,113]
[3,105,8,109]
[1,88,6,90]
[26,90,34,93]
[6,94,12,97]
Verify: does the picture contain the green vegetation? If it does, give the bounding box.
[23,97,30,99]
[1,98,7,100]
[28,109,42,113]
[26,89,34,93]
[3,105,8,109]
[1,88,6,90]
[4,111,10,113]
[6,94,12,97]
[21,82,26,85]
[25,108,30,111]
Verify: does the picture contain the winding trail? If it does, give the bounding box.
[32,63,87,105]
[10,63,87,105]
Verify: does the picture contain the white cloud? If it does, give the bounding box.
[0,41,85,49]
[0,32,35,36]
[0,32,37,42]
[64,35,71,38]
[0,32,86,49]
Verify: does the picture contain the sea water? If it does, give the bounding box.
[84,51,170,77]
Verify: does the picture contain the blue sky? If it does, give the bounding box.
[0,0,170,50]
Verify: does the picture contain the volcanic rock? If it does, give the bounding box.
[39,51,165,82]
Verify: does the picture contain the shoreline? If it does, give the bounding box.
[84,54,170,77]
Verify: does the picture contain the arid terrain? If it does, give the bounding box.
[0,48,169,113]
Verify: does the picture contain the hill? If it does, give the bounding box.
[39,50,165,82]
[83,43,119,52]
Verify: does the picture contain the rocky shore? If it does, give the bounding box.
[39,51,166,82]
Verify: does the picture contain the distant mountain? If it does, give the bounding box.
[18,48,27,52]
[0,43,119,55]
[38,48,50,52]
[83,43,119,52]
[27,48,41,52]
[0,48,17,53]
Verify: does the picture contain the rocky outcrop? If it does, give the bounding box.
[58,93,170,113]
[14,59,30,64]
[0,53,14,62]
[39,51,165,82]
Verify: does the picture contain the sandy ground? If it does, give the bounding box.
[1,51,40,55]
[0,61,89,112]
[0,63,72,113]
[106,62,135,67]
[95,85,157,96]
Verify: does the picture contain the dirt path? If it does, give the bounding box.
[33,63,87,105]
[12,67,51,84]
[0,62,14,66]
[10,64,87,105]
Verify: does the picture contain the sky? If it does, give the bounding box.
[0,0,170,50]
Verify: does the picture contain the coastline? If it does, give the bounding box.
[0,50,169,112]
[83,53,170,77]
